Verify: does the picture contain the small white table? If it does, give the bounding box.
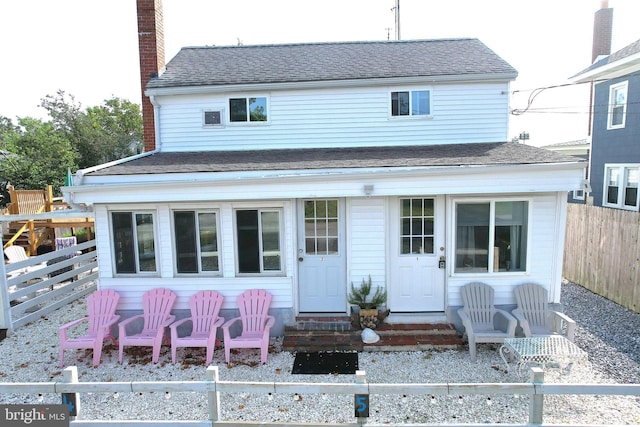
[499,336,588,376]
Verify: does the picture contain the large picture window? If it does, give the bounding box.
[604,164,639,210]
[608,81,627,129]
[173,211,220,274]
[236,209,282,273]
[112,212,157,274]
[455,201,528,273]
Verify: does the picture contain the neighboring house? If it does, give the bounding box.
[62,1,584,333]
[571,39,640,210]
[542,139,590,204]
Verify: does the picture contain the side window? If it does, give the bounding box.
[112,212,157,274]
[391,90,431,117]
[604,165,640,210]
[173,210,220,274]
[236,209,282,274]
[229,97,268,123]
[455,201,528,273]
[608,81,627,129]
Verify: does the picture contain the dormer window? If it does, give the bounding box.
[391,90,431,117]
[229,97,268,123]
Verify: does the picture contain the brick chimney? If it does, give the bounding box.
[592,1,613,62]
[136,0,165,152]
[587,1,613,136]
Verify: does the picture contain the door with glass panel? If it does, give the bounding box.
[389,197,445,312]
[297,199,346,312]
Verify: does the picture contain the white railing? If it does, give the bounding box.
[1,240,98,332]
[0,366,638,427]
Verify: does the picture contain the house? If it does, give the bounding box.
[570,2,640,211]
[571,39,640,210]
[62,0,585,334]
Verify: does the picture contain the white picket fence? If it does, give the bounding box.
[0,366,638,427]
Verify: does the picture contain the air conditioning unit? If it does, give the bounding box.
[203,110,222,126]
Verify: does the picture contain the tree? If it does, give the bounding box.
[0,92,143,205]
[1,117,77,194]
[40,90,143,169]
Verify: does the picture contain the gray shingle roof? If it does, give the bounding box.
[147,39,517,89]
[87,142,582,177]
[571,38,640,79]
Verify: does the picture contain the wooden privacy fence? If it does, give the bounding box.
[0,366,638,427]
[1,239,98,332]
[564,203,640,313]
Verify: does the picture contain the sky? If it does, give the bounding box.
[1,0,639,147]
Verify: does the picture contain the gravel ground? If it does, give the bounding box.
[0,281,639,425]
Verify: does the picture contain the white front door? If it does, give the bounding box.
[389,196,446,312]
[297,199,347,312]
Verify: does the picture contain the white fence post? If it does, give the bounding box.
[0,259,11,332]
[207,365,220,423]
[356,370,367,425]
[62,366,80,421]
[529,367,544,424]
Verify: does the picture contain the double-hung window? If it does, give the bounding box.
[391,90,431,117]
[236,209,282,274]
[112,211,157,274]
[455,200,529,273]
[608,81,627,129]
[173,210,220,274]
[229,97,268,123]
[604,164,639,210]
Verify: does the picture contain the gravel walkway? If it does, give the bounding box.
[0,281,638,424]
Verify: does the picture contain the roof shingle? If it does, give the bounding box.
[87,142,583,177]
[147,39,517,89]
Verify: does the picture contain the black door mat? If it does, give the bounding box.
[292,351,358,374]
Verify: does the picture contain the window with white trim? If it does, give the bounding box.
[229,97,268,123]
[455,200,529,273]
[111,211,157,274]
[236,209,282,274]
[173,210,220,274]
[608,81,627,129]
[604,164,640,210]
[391,90,431,117]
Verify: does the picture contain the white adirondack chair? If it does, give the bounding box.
[512,283,576,341]
[458,282,517,361]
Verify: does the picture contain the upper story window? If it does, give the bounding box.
[229,97,268,123]
[235,209,282,274]
[604,164,639,210]
[608,81,627,129]
[391,90,431,117]
[111,211,157,274]
[173,210,220,274]
[454,200,529,274]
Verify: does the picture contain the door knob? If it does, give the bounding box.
[298,257,304,262]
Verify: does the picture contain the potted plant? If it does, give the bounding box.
[348,275,389,329]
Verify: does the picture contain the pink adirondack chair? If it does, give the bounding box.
[222,289,275,364]
[59,289,120,367]
[118,288,177,364]
[170,290,225,365]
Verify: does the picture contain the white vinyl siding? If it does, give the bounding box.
[348,198,386,286]
[155,83,510,152]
